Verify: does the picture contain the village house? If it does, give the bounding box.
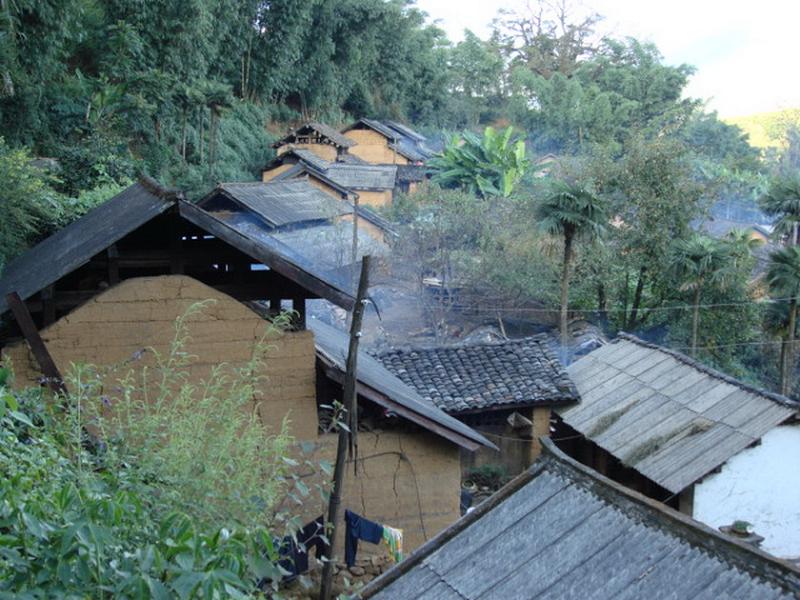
[195,179,389,276]
[271,121,356,163]
[0,178,495,563]
[378,335,579,476]
[556,333,800,559]
[341,118,433,166]
[359,438,800,599]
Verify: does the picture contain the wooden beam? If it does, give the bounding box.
[107,244,120,284]
[41,285,55,326]
[5,292,66,395]
[178,201,355,310]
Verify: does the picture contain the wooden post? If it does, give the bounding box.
[41,285,56,326]
[107,244,120,285]
[320,256,370,600]
[5,292,66,395]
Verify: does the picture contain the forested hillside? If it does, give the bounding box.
[4,0,800,392]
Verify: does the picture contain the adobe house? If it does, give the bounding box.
[0,178,494,555]
[556,333,800,559]
[272,121,356,163]
[360,438,800,599]
[341,119,430,165]
[379,335,579,476]
[271,160,398,209]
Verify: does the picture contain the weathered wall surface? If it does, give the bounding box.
[354,189,393,208]
[345,130,408,165]
[262,163,293,182]
[297,429,461,554]
[694,424,800,558]
[276,143,338,161]
[3,275,319,439]
[460,407,551,477]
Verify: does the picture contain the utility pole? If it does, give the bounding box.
[319,255,370,600]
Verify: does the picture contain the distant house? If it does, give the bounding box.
[379,335,579,475]
[196,179,388,274]
[0,179,494,556]
[556,333,800,558]
[360,438,800,600]
[341,118,433,165]
[272,121,356,162]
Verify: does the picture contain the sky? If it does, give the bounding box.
[415,0,800,117]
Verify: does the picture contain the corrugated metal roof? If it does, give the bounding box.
[324,164,397,190]
[559,335,798,494]
[0,179,175,314]
[309,319,495,450]
[218,180,352,227]
[362,438,800,600]
[273,121,355,149]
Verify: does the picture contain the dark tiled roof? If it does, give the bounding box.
[560,334,798,494]
[378,335,579,414]
[273,121,354,149]
[361,438,800,600]
[309,319,495,451]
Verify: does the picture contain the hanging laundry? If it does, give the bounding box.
[382,525,403,563]
[276,515,326,581]
[344,509,384,567]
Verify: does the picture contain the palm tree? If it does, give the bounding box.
[537,182,607,351]
[766,246,800,396]
[669,235,736,356]
[760,176,800,245]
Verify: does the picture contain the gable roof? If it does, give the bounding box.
[206,180,352,228]
[310,319,495,451]
[0,180,357,315]
[379,335,579,414]
[361,437,800,600]
[280,147,331,172]
[383,120,427,143]
[558,334,799,494]
[272,158,398,192]
[273,121,355,149]
[342,118,399,141]
[0,179,176,314]
[324,164,397,191]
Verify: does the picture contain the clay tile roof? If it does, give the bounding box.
[378,335,579,414]
[361,438,800,600]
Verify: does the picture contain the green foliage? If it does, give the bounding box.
[0,138,66,269]
[430,127,529,198]
[0,389,283,598]
[760,175,800,241]
[535,181,607,243]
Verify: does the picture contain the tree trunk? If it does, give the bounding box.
[560,234,573,351]
[597,280,607,324]
[783,299,797,396]
[626,266,646,330]
[691,287,701,357]
[779,334,787,393]
[180,112,187,161]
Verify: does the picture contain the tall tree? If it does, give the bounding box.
[668,235,735,356]
[536,181,606,349]
[760,175,800,245]
[767,247,800,396]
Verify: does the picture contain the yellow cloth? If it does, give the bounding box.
[382,525,403,563]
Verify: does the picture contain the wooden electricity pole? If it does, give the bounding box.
[319,255,371,600]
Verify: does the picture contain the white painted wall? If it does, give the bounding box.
[694,424,800,558]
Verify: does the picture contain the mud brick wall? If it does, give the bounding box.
[295,429,461,555]
[2,275,319,439]
[344,130,408,165]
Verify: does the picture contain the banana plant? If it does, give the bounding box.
[429,126,529,198]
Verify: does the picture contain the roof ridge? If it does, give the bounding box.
[138,176,182,200]
[376,333,553,357]
[615,333,800,409]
